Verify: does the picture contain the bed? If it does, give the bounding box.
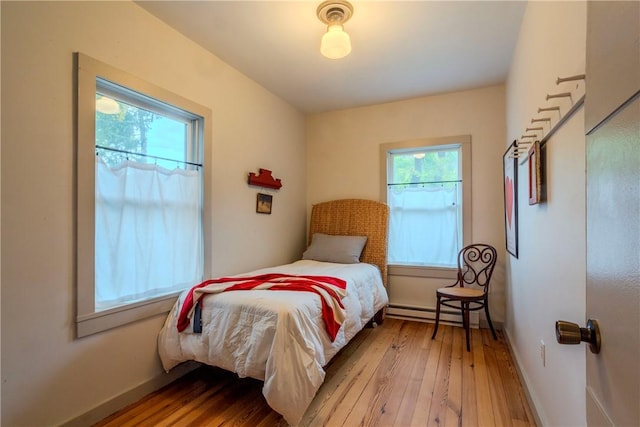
[157,199,389,426]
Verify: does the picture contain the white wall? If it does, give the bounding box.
[306,86,507,323]
[505,2,587,426]
[1,2,306,425]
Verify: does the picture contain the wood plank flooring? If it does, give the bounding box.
[95,319,536,427]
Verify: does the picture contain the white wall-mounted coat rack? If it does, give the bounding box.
[509,73,586,164]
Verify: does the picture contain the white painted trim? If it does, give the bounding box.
[387,303,480,327]
[586,386,615,426]
[504,328,545,427]
[75,53,213,337]
[60,362,199,427]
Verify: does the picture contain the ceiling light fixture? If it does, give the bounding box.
[317,0,353,60]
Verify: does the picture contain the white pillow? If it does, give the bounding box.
[302,233,368,264]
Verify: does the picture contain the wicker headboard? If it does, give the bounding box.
[308,199,389,286]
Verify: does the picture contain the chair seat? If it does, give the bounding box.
[437,286,484,299]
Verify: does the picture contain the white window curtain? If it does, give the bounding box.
[388,183,460,267]
[95,156,203,311]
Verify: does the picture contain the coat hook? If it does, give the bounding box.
[526,127,544,132]
[546,92,572,100]
[538,106,560,113]
[532,117,551,123]
[556,74,586,84]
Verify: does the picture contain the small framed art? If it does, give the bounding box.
[528,141,542,205]
[256,193,272,214]
[503,141,518,258]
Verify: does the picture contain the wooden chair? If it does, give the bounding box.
[431,243,498,351]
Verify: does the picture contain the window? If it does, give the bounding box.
[76,53,212,337]
[380,136,471,277]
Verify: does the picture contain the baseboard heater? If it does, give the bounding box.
[386,303,479,328]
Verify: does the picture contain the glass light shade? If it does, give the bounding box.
[320,24,351,59]
[96,96,120,115]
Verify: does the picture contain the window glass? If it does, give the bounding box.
[96,93,190,169]
[390,148,459,185]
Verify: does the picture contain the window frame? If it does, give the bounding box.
[76,53,212,337]
[379,135,472,279]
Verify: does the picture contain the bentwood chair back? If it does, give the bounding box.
[431,243,498,351]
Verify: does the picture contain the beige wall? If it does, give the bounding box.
[505,2,587,425]
[1,2,306,425]
[306,86,508,322]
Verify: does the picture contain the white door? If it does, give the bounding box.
[585,95,639,426]
[584,2,639,425]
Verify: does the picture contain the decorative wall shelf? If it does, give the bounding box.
[248,168,282,189]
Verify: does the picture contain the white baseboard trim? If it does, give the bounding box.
[387,303,480,327]
[60,361,200,427]
[503,328,544,427]
[586,386,614,426]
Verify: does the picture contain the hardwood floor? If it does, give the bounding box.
[95,319,536,427]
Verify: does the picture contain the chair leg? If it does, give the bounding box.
[463,302,471,352]
[431,295,441,339]
[484,301,497,340]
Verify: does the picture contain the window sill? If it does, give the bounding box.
[76,292,179,338]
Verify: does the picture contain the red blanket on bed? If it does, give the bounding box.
[176,273,348,341]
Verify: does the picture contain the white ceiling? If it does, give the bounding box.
[136,1,527,114]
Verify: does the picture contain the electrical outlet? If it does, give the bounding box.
[540,340,546,367]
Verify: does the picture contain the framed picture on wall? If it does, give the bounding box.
[528,141,542,205]
[256,193,272,214]
[503,141,518,258]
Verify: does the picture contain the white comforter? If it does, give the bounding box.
[157,260,389,426]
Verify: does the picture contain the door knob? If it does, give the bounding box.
[555,318,601,354]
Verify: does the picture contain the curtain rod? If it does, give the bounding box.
[95,145,202,168]
[388,179,461,186]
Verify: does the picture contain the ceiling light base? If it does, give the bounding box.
[317,0,353,25]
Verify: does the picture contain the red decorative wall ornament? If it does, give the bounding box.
[248,168,282,189]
